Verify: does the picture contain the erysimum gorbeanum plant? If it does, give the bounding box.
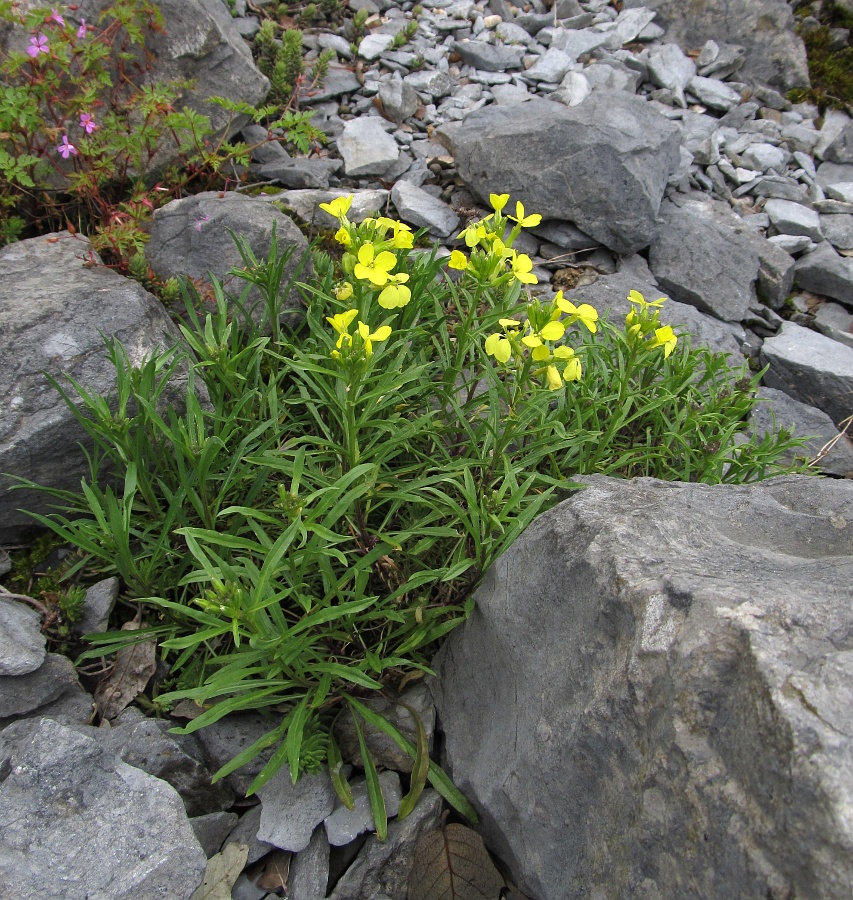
[0,1,323,262]
[13,192,810,833]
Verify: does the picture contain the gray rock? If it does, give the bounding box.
[491,82,533,105]
[621,0,808,91]
[288,825,330,900]
[697,41,746,79]
[768,233,814,255]
[144,192,310,328]
[0,233,196,545]
[687,74,743,112]
[403,69,454,99]
[317,32,354,60]
[431,474,853,900]
[451,39,524,72]
[753,175,810,203]
[76,577,118,635]
[741,141,789,173]
[328,790,443,900]
[751,387,853,478]
[748,233,797,311]
[0,599,45,677]
[90,717,235,817]
[647,43,695,107]
[256,157,343,190]
[816,109,852,161]
[242,124,291,166]
[268,189,389,228]
[495,21,537,48]
[191,811,240,858]
[193,712,278,797]
[0,653,79,719]
[816,161,853,191]
[794,241,853,306]
[821,214,853,251]
[815,299,853,348]
[333,682,437,774]
[26,682,94,729]
[613,6,658,44]
[337,117,400,177]
[258,770,337,852]
[826,183,853,204]
[379,73,420,125]
[449,93,681,255]
[299,64,362,103]
[522,47,574,83]
[0,717,207,898]
[359,33,394,61]
[554,70,591,107]
[391,181,460,237]
[761,321,853,426]
[532,220,598,251]
[548,27,609,61]
[224,804,277,865]
[648,201,759,322]
[765,198,823,241]
[324,772,402,846]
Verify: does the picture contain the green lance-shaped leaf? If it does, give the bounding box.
[352,710,387,841]
[396,701,429,820]
[327,733,355,811]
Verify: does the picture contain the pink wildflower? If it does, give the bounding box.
[27,34,49,57]
[76,19,86,39]
[48,9,65,26]
[57,135,77,159]
[79,112,97,134]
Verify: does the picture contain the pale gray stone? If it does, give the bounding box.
[288,825,330,900]
[0,717,207,899]
[391,181,459,237]
[449,93,681,255]
[687,75,742,112]
[825,121,853,165]
[741,142,789,173]
[765,198,823,241]
[193,712,277,797]
[317,32,354,59]
[743,232,797,311]
[768,233,814,255]
[751,387,853,478]
[378,73,420,125]
[0,233,198,545]
[0,653,79,719]
[267,189,389,228]
[191,811,240,858]
[324,772,402,846]
[554,69,591,106]
[299,64,362,103]
[761,321,853,426]
[451,39,524,71]
[258,771,337,853]
[76,577,118,635]
[815,109,852,161]
[794,241,853,306]
[491,82,533,105]
[648,201,758,322]
[522,47,573,83]
[613,6,657,44]
[224,804,276,865]
[548,27,609,60]
[821,214,853,251]
[0,599,45,677]
[816,162,853,191]
[358,33,394,61]
[431,475,853,899]
[328,790,443,900]
[495,21,537,47]
[337,118,400,177]
[826,183,853,204]
[242,124,291,166]
[647,43,695,106]
[403,69,454,99]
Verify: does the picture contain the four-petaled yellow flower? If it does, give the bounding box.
[556,294,599,333]
[335,282,353,301]
[448,249,469,270]
[522,319,565,348]
[320,195,353,221]
[326,308,358,351]
[649,325,677,358]
[378,275,411,309]
[510,252,538,285]
[490,193,510,213]
[334,226,352,246]
[354,243,398,286]
[509,201,542,229]
[375,217,414,249]
[484,318,522,363]
[358,321,392,356]
[628,289,666,311]
[554,345,581,382]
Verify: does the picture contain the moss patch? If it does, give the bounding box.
[789,1,853,108]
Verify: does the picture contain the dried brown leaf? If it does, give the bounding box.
[170,699,207,720]
[190,842,249,900]
[93,616,156,721]
[408,823,505,900]
[256,849,291,891]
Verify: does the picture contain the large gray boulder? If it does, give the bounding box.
[622,0,809,91]
[431,475,853,900]
[0,233,194,546]
[447,92,682,255]
[648,200,759,322]
[144,192,310,327]
[0,717,207,898]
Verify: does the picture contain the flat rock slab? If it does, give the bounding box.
[760,320,853,427]
[0,599,45,676]
[337,118,400,177]
[431,475,853,900]
[794,241,853,307]
[258,770,337,853]
[648,200,759,322]
[0,233,193,545]
[449,92,681,255]
[391,181,459,237]
[0,652,79,719]
[0,717,206,899]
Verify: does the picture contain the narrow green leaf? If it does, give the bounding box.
[327,734,354,811]
[352,712,387,841]
[396,703,429,820]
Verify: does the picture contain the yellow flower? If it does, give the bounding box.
[378,276,411,309]
[490,193,510,213]
[555,294,599,333]
[335,282,353,301]
[334,226,352,247]
[510,253,538,285]
[562,356,582,381]
[326,308,358,350]
[353,243,398,286]
[522,320,565,348]
[649,325,677,358]
[448,249,469,270]
[628,290,666,311]
[485,332,513,363]
[461,222,487,248]
[357,321,392,356]
[510,201,542,229]
[320,195,353,220]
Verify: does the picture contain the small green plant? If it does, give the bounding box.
[789,0,853,108]
[14,193,810,830]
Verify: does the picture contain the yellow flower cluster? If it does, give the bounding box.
[448,193,543,286]
[484,291,599,390]
[326,308,391,361]
[625,290,678,357]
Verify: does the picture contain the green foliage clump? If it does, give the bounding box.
[789,1,853,108]
[13,194,810,828]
